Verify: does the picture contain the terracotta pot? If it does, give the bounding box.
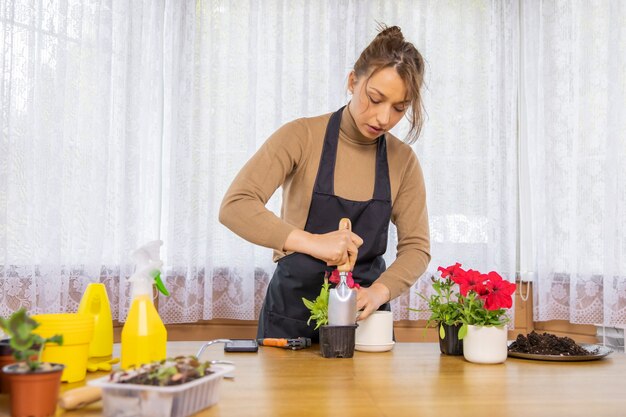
[0,340,44,394]
[438,323,463,356]
[3,362,64,417]
[462,325,508,364]
[319,325,357,358]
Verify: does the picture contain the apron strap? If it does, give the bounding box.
[313,107,343,195]
[373,131,391,202]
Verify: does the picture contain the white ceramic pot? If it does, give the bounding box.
[462,325,508,364]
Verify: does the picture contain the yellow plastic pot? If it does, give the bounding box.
[33,314,94,383]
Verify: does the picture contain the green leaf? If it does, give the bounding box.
[439,324,445,339]
[0,317,9,332]
[458,323,468,340]
[46,334,63,346]
[27,359,41,372]
[302,298,315,311]
[9,335,33,352]
[155,365,177,381]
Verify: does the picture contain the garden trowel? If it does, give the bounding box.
[328,218,357,326]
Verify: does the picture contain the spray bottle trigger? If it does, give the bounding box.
[152,271,169,296]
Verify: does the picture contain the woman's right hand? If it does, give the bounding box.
[311,229,363,268]
[283,228,363,269]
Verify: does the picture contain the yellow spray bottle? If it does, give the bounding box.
[121,240,169,370]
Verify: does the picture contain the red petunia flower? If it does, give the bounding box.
[437,263,464,279]
[482,271,516,310]
[329,269,360,289]
[452,269,485,296]
[474,280,490,298]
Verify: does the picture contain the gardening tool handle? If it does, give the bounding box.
[338,218,355,273]
[58,386,102,410]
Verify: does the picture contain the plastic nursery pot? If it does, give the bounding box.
[0,339,15,394]
[319,324,358,358]
[438,323,464,356]
[3,362,65,417]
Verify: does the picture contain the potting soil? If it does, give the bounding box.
[508,331,596,356]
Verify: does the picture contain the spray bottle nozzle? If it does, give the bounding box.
[130,240,169,299]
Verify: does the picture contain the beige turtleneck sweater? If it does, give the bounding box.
[219,106,430,300]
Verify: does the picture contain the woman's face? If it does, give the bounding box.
[348,67,410,139]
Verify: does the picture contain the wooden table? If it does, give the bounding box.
[1,342,624,417]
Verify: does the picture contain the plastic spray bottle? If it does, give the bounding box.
[121,240,170,370]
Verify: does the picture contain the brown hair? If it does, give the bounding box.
[353,24,425,144]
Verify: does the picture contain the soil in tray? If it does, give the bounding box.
[508,331,597,356]
[110,356,214,386]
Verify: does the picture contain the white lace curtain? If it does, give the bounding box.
[1,0,623,326]
[0,0,170,321]
[520,1,626,325]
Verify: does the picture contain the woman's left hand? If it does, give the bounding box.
[356,283,390,321]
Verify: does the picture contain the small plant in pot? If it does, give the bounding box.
[0,308,64,417]
[302,271,358,359]
[410,263,465,355]
[453,266,516,364]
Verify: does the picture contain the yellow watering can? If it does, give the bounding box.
[77,283,113,358]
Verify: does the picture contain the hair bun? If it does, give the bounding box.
[376,24,404,41]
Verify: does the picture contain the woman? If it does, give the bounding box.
[219,25,430,340]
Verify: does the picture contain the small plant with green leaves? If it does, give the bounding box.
[0,308,63,372]
[410,263,464,339]
[302,275,331,330]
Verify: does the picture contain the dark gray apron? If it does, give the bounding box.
[257,106,392,341]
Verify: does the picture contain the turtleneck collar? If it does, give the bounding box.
[339,104,380,145]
